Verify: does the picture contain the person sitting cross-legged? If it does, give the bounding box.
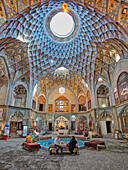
[54,135,63,155]
[67,136,77,155]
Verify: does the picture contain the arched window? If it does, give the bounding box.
[117,72,128,103]
[55,96,69,112]
[120,107,128,133]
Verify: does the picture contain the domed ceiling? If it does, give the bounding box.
[0,0,128,88]
[37,67,88,96]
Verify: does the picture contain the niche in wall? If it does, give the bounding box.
[13,85,27,107]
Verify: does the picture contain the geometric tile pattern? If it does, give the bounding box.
[37,68,88,95]
[0,57,8,87]
[0,0,128,85]
[0,38,29,83]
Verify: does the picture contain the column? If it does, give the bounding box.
[86,96,88,111]
[112,107,119,131]
[27,77,34,108]
[110,85,115,106]
[90,78,97,108]
[45,95,48,113]
[76,95,78,112]
[52,113,54,131]
[75,114,78,132]
[36,96,38,111]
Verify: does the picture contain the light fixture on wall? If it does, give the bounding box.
[102,103,106,107]
[98,77,103,83]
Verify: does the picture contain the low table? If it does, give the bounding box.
[22,142,41,151]
[49,145,78,155]
[85,140,106,151]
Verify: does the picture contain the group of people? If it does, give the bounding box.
[54,135,77,155]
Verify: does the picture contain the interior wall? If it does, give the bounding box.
[112,59,128,103]
[48,87,76,112]
[0,58,8,105]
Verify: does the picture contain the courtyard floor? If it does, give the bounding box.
[0,137,128,170]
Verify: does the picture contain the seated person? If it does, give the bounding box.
[33,129,39,136]
[54,135,63,155]
[85,128,88,137]
[119,131,126,140]
[67,136,77,155]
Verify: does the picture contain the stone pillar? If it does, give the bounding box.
[27,77,34,108]
[75,114,78,131]
[45,95,48,113]
[91,109,96,132]
[76,95,78,112]
[36,96,38,111]
[86,96,88,110]
[110,85,115,106]
[5,82,11,105]
[52,113,54,131]
[90,78,97,108]
[4,106,11,126]
[69,102,71,113]
[112,107,119,131]
[68,113,71,130]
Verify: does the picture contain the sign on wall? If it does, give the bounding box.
[117,72,128,103]
[5,124,9,136]
[23,126,28,137]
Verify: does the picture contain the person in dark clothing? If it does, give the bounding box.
[67,136,77,154]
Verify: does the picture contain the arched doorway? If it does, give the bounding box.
[97,85,110,107]
[120,107,128,133]
[10,111,23,135]
[55,116,68,131]
[38,95,46,111]
[71,115,76,131]
[99,111,113,135]
[79,115,87,131]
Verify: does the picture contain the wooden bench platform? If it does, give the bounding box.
[85,140,106,151]
[22,142,41,151]
[49,145,79,155]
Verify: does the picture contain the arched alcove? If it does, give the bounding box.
[10,111,24,135]
[78,115,87,131]
[55,116,69,131]
[78,95,86,111]
[38,95,46,111]
[13,85,27,107]
[97,85,110,107]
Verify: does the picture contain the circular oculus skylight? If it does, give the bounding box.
[50,12,74,38]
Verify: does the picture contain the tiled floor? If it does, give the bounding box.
[0,137,128,170]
